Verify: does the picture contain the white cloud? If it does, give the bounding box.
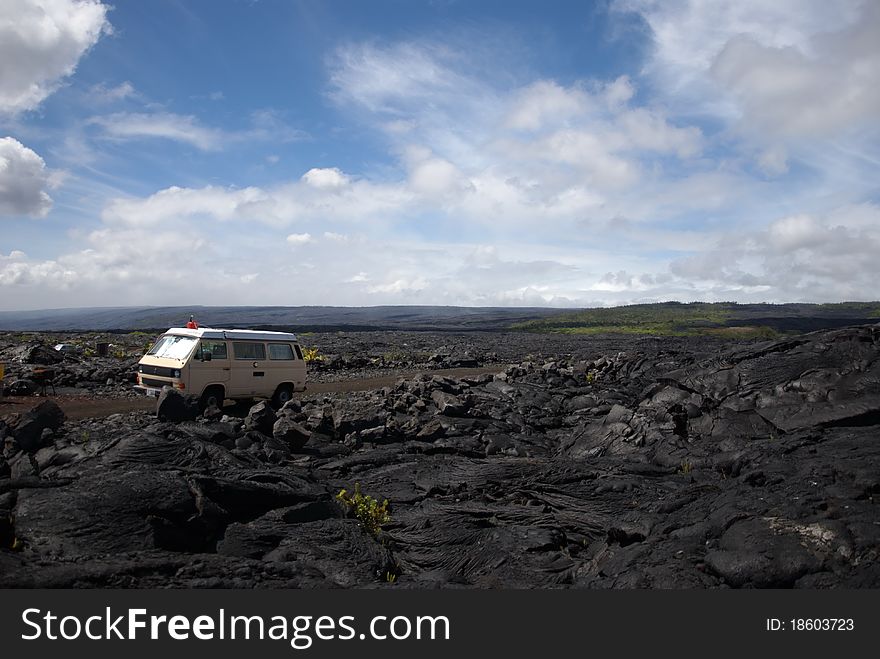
[87,109,306,151]
[101,172,413,229]
[406,151,471,200]
[668,204,880,301]
[591,270,653,293]
[757,145,789,177]
[3,24,877,309]
[286,232,313,245]
[367,277,429,295]
[329,42,486,116]
[0,137,56,217]
[619,0,880,141]
[88,112,227,150]
[0,225,208,303]
[102,185,268,225]
[328,41,706,230]
[301,167,349,189]
[504,80,592,131]
[88,81,136,104]
[0,0,110,115]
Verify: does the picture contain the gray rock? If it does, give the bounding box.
[431,390,468,416]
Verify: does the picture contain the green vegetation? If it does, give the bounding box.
[816,301,880,314]
[302,347,324,362]
[336,483,391,537]
[512,302,738,336]
[509,300,880,337]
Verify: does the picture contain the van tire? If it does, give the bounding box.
[272,383,294,409]
[199,386,225,412]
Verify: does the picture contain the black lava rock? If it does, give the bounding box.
[10,400,66,452]
[156,388,199,422]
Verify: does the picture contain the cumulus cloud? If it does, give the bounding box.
[619,0,880,141]
[0,224,208,307]
[301,167,349,189]
[328,41,706,231]
[0,0,110,115]
[0,137,56,217]
[668,204,880,301]
[405,150,472,201]
[504,80,592,131]
[102,185,268,225]
[367,277,429,295]
[4,22,877,309]
[286,233,313,245]
[100,171,414,229]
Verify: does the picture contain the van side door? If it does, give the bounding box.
[189,339,230,397]
[230,341,267,396]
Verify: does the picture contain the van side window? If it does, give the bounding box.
[233,342,266,360]
[200,340,228,359]
[268,343,294,360]
[294,344,303,360]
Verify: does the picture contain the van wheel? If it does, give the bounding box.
[199,386,225,412]
[272,384,294,409]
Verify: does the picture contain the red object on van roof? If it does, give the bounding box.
[186,315,198,329]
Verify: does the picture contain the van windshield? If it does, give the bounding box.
[147,335,197,361]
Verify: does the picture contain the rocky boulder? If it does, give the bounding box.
[244,401,277,435]
[9,400,65,452]
[156,388,199,422]
[273,416,311,451]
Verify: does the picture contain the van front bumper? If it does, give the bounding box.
[133,385,164,398]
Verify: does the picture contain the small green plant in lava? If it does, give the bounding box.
[336,483,391,537]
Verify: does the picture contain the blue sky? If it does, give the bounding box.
[1,0,878,310]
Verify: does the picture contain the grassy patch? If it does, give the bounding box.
[512,302,739,336]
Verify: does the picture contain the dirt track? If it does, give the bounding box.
[0,365,507,420]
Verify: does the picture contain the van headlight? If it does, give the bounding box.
[173,369,181,378]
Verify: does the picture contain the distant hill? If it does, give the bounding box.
[0,305,562,332]
[0,302,877,334]
[511,301,880,337]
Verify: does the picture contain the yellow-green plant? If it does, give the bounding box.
[302,347,324,362]
[336,483,390,537]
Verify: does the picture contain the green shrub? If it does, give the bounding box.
[336,483,390,537]
[302,347,324,362]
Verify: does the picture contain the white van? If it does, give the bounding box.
[134,327,306,409]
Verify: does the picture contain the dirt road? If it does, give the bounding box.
[0,365,507,420]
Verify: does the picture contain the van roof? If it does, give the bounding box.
[164,327,298,342]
